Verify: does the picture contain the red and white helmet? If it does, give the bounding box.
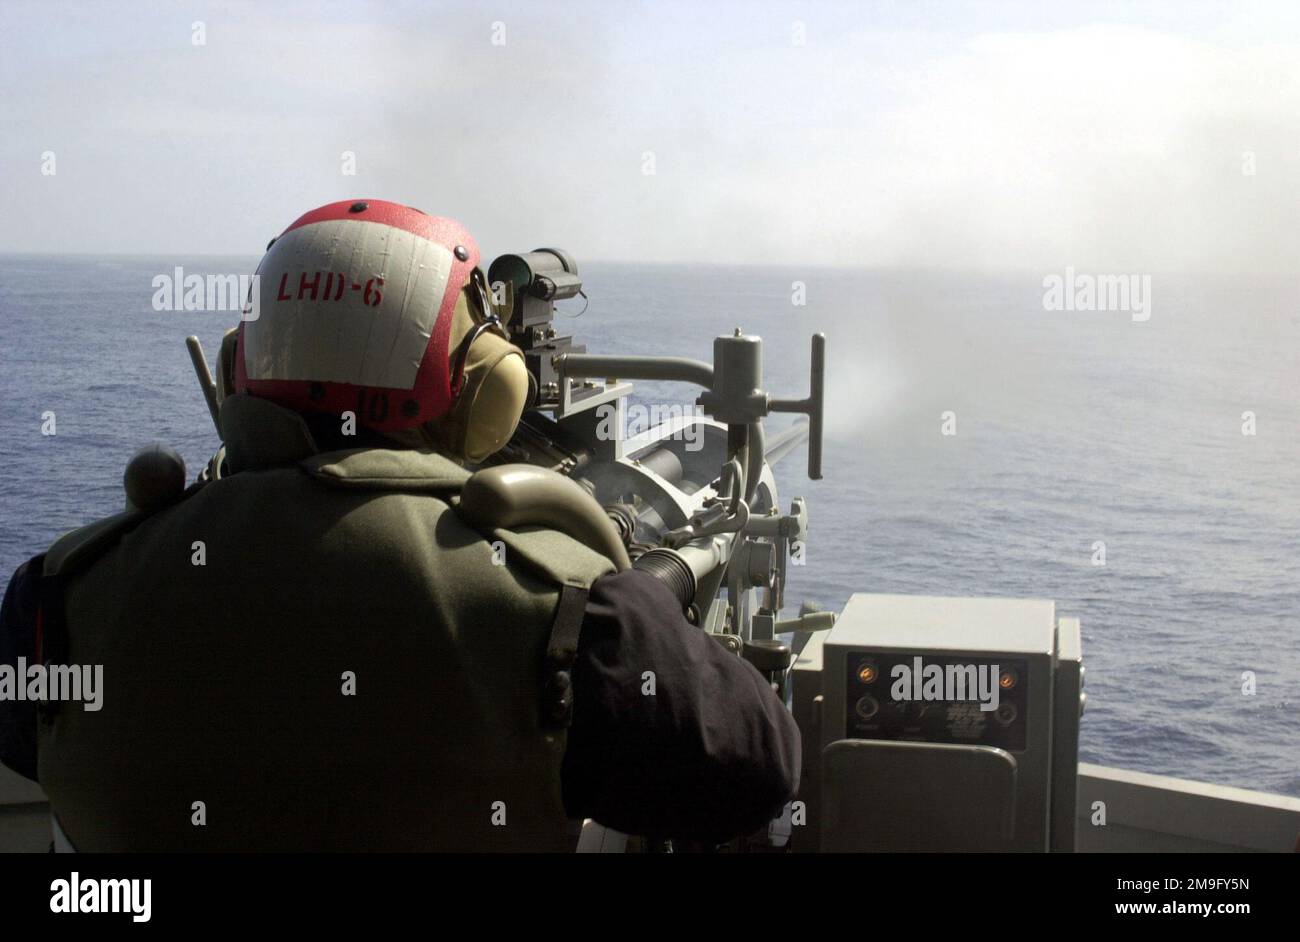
[235,199,490,433]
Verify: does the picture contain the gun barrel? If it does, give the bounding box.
[764,420,809,466]
[186,336,221,434]
[556,353,714,391]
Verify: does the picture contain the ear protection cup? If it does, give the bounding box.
[457,346,529,462]
[404,277,529,462]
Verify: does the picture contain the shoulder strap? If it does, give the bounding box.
[541,584,590,729]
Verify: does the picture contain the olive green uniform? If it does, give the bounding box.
[37,394,614,851]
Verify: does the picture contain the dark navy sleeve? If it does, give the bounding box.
[0,554,45,783]
[561,567,801,844]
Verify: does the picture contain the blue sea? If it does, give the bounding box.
[1,255,1297,797]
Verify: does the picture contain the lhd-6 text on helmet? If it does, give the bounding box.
[233,199,528,460]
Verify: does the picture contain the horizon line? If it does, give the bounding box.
[0,251,1292,280]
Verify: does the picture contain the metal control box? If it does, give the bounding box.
[792,594,1082,852]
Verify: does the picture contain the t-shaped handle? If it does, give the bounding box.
[768,333,825,480]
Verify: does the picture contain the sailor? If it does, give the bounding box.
[0,199,799,851]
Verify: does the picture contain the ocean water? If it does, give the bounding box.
[1,255,1297,797]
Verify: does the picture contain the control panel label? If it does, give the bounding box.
[845,652,1028,752]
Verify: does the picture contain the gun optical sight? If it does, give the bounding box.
[489,248,582,313]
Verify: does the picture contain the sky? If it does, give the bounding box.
[1,0,1299,272]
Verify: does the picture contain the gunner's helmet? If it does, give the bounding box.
[227,199,528,461]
